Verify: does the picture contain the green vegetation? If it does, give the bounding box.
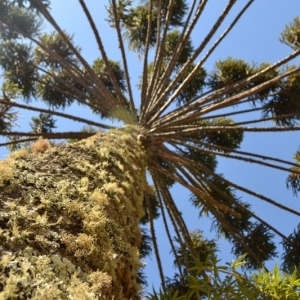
[0,1,300,299]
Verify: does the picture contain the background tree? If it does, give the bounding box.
[0,0,300,299]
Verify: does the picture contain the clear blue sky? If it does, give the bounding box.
[1,0,300,293]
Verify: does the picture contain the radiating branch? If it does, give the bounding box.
[147,0,239,125]
[145,191,166,290]
[150,49,300,129]
[172,139,300,175]
[78,0,128,107]
[140,0,154,115]
[34,0,119,109]
[0,131,94,139]
[111,0,135,112]
[177,137,300,168]
[0,99,114,130]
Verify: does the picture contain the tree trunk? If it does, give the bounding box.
[0,126,147,300]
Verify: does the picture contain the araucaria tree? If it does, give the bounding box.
[0,1,300,299]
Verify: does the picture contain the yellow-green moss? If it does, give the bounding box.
[0,125,147,300]
[0,160,13,187]
[8,147,29,160]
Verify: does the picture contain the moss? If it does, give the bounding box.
[0,160,13,187]
[0,125,147,300]
[31,137,51,154]
[8,148,29,160]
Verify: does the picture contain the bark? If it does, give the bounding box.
[0,125,147,300]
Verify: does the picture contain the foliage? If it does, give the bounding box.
[30,113,56,133]
[253,264,300,299]
[0,0,300,298]
[281,16,300,51]
[287,150,300,195]
[281,223,300,273]
[148,254,300,300]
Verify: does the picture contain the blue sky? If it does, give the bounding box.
[1,0,300,293]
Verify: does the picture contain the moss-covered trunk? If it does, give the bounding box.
[0,126,147,300]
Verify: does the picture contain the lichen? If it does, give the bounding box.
[31,137,51,154]
[8,148,29,160]
[0,160,13,187]
[0,125,147,300]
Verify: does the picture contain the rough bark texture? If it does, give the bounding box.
[0,125,147,300]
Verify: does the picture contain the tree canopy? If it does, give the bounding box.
[0,0,300,298]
